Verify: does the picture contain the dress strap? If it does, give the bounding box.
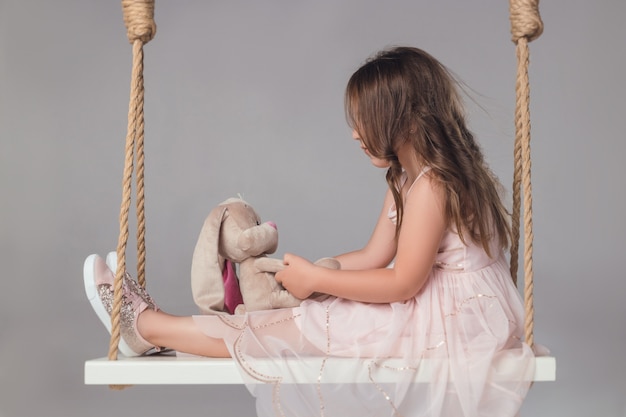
[406,167,432,196]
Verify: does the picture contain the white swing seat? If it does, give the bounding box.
[84,354,555,385]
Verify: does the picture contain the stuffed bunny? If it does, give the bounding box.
[191,197,339,315]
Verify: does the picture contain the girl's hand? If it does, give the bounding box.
[275,253,317,300]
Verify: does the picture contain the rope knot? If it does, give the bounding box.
[509,0,543,43]
[121,0,156,44]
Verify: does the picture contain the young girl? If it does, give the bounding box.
[84,46,535,416]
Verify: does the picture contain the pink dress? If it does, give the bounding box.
[192,173,535,417]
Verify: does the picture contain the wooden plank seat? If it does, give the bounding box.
[85,354,556,385]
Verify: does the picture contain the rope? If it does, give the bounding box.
[108,0,156,380]
[508,0,543,350]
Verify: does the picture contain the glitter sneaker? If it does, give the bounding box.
[83,254,159,357]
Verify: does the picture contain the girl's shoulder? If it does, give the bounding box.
[388,167,435,225]
[406,167,433,197]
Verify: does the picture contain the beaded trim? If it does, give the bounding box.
[220,312,302,417]
[315,304,331,417]
[445,293,496,317]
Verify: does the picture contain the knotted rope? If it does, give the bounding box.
[508,0,543,350]
[108,0,156,378]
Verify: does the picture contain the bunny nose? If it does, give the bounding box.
[266,221,277,229]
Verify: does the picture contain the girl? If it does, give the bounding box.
[84,46,535,416]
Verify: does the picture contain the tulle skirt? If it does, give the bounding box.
[193,256,535,417]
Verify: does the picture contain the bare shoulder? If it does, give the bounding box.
[405,172,445,213]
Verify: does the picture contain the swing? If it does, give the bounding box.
[84,0,556,387]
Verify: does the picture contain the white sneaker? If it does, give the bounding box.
[83,254,159,356]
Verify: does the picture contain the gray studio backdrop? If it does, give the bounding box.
[1,1,625,416]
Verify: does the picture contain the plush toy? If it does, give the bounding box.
[191,197,339,315]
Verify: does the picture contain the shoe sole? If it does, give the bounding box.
[83,254,137,357]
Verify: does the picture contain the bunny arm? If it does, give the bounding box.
[254,257,285,274]
[237,256,301,312]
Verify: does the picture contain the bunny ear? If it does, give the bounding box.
[191,203,229,314]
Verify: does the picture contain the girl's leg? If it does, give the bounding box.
[137,310,230,358]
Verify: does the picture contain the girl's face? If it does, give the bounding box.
[352,130,390,168]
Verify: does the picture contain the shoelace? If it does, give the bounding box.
[122,273,158,311]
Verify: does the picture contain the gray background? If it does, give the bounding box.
[1,1,624,416]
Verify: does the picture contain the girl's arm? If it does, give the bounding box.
[334,189,397,270]
[277,176,447,303]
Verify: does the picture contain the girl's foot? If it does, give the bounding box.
[83,254,160,356]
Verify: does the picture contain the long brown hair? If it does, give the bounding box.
[345,46,510,255]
